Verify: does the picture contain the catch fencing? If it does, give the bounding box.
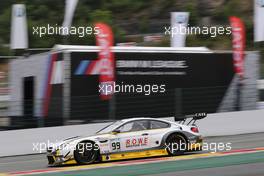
[1,84,259,130]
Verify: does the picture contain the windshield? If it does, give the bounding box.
[96,120,123,134]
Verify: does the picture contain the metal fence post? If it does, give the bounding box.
[235,81,243,111]
[63,52,71,125]
[175,88,182,119]
[109,94,116,120]
[38,99,44,127]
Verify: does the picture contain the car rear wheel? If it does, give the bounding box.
[165,133,187,156]
[74,141,99,164]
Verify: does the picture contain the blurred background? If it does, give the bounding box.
[0,0,264,130]
[0,0,261,51]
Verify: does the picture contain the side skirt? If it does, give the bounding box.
[101,149,169,161]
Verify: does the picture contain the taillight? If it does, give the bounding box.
[191,127,199,133]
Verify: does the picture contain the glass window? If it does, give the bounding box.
[134,120,149,131]
[117,120,149,132]
[117,122,134,132]
[96,120,123,134]
[150,120,169,129]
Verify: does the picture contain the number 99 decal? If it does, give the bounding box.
[111,142,121,151]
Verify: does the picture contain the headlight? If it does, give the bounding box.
[59,142,70,150]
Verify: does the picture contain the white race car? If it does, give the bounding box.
[47,115,205,166]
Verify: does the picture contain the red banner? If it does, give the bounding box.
[95,23,115,100]
[229,16,246,79]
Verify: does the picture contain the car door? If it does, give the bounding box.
[146,120,171,148]
[109,120,151,153]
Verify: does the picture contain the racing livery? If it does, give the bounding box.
[47,115,204,166]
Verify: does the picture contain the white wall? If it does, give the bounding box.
[0,123,108,157]
[196,110,264,136]
[1,109,264,157]
[9,53,49,117]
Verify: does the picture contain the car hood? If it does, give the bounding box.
[62,133,111,144]
[48,133,111,152]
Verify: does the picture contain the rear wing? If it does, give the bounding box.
[174,112,207,126]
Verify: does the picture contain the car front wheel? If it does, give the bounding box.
[74,141,99,165]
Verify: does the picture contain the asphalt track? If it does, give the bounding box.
[0,132,264,175]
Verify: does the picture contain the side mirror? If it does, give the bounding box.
[111,129,120,134]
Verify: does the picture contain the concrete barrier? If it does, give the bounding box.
[196,109,264,136]
[0,123,108,157]
[0,109,264,157]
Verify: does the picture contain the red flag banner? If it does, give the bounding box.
[95,23,115,100]
[229,16,246,79]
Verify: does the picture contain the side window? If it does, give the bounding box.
[116,120,149,132]
[117,122,134,132]
[150,120,169,129]
[133,120,149,131]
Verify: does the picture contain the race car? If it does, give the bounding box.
[46,114,205,166]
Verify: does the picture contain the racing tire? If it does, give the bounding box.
[74,141,99,165]
[165,133,187,156]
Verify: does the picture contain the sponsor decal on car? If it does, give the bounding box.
[126,137,148,148]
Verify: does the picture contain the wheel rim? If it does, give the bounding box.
[76,142,97,163]
[166,135,186,155]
